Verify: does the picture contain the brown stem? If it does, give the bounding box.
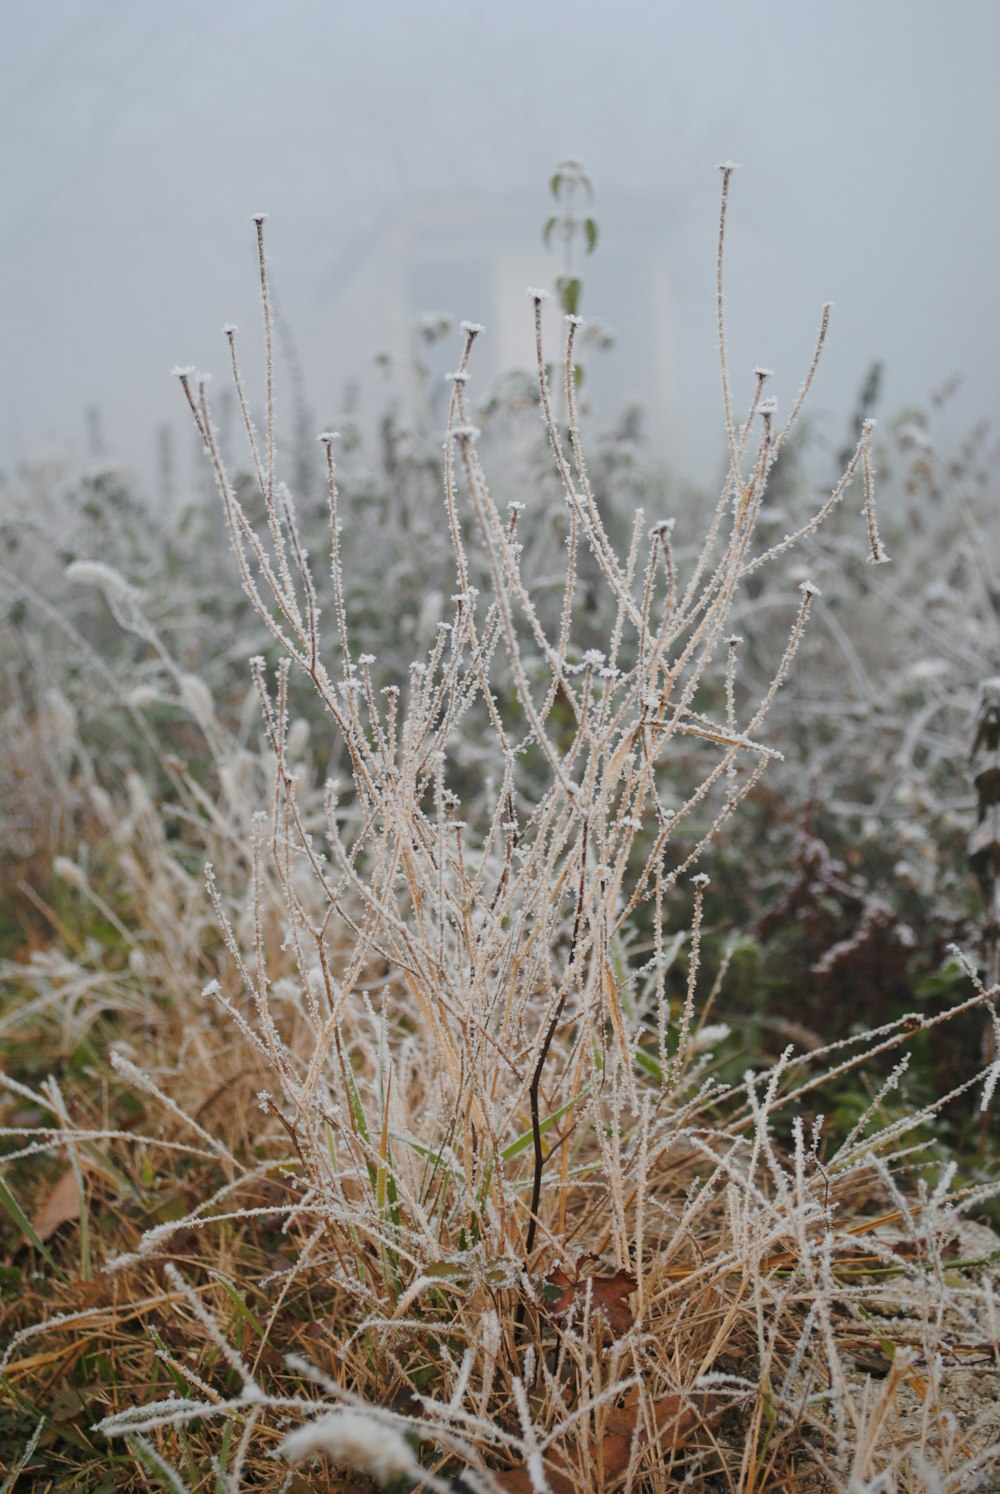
[525,820,589,1265]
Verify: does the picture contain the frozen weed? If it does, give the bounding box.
[2,168,1000,1491]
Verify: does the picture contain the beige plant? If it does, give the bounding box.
[3,167,999,1492]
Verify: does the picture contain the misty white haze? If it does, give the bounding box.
[2,0,998,490]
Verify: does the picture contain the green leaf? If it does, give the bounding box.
[550,171,563,199]
[914,960,967,1001]
[556,276,582,316]
[584,217,599,253]
[542,214,559,249]
[573,362,585,389]
[423,1258,470,1280]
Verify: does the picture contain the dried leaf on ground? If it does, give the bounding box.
[495,1388,726,1491]
[31,1166,81,1242]
[547,1255,637,1336]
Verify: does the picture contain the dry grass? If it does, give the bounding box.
[2,168,1000,1492]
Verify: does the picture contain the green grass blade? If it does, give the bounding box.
[215,1419,236,1494]
[209,1270,265,1337]
[501,1085,591,1162]
[0,1415,44,1494]
[149,1328,190,1397]
[129,1435,192,1493]
[635,1047,662,1082]
[0,1176,60,1273]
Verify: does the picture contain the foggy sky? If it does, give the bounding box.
[2,0,998,490]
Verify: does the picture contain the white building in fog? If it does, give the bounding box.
[317,190,677,451]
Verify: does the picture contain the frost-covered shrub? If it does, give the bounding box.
[4,171,1000,1492]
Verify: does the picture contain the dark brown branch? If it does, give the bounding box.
[524,819,589,1265]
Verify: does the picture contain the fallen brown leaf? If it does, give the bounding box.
[494,1387,726,1491]
[602,1387,724,1442]
[31,1166,81,1242]
[493,1457,576,1494]
[547,1255,637,1337]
